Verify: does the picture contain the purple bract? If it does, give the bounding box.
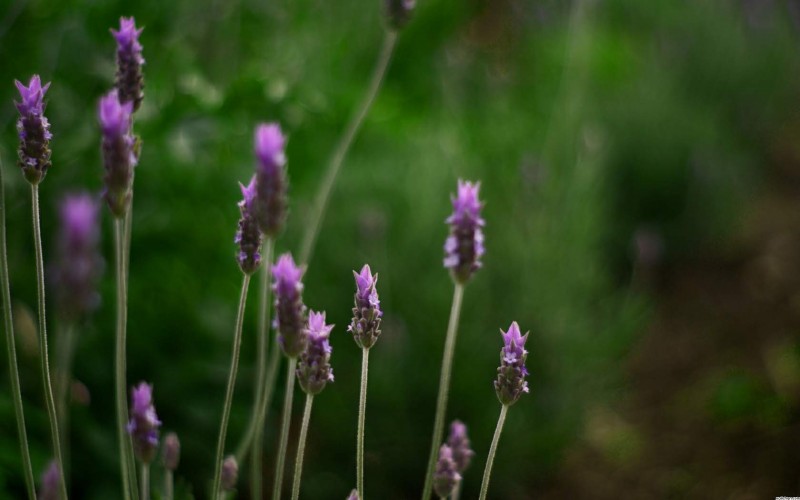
[127,382,162,463]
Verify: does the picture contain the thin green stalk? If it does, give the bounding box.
[114,218,135,500]
[140,463,150,500]
[299,30,398,265]
[272,357,297,500]
[32,184,68,500]
[211,274,251,498]
[290,393,314,500]
[356,347,369,499]
[164,470,173,500]
[478,405,509,500]
[55,323,76,480]
[248,338,281,496]
[1,158,35,499]
[421,283,465,500]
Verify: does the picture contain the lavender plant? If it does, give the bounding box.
[112,17,145,112]
[162,432,180,500]
[221,456,239,494]
[15,75,68,500]
[478,322,529,500]
[349,264,382,498]
[446,420,474,500]
[128,382,161,500]
[422,180,484,500]
[432,445,460,499]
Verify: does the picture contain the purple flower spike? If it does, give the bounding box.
[221,455,239,492]
[111,17,145,111]
[385,0,416,30]
[98,90,137,217]
[446,420,475,473]
[234,177,262,274]
[272,253,307,357]
[348,264,382,349]
[14,75,52,185]
[163,432,180,471]
[297,310,335,395]
[127,382,162,463]
[494,321,529,406]
[253,123,288,237]
[444,180,485,284]
[38,460,60,500]
[346,489,360,500]
[433,444,461,498]
[56,193,103,321]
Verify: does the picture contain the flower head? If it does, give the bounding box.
[234,177,262,274]
[38,461,60,500]
[494,321,529,406]
[111,17,145,111]
[385,0,416,30]
[297,310,335,395]
[163,432,180,471]
[444,180,485,284]
[127,382,162,463]
[272,253,307,357]
[446,420,475,473]
[56,193,103,321]
[433,444,461,498]
[253,123,288,237]
[98,90,137,217]
[15,75,53,185]
[346,490,360,500]
[348,264,382,349]
[221,455,239,492]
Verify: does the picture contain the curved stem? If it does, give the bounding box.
[356,347,369,499]
[421,283,465,500]
[211,274,251,498]
[290,393,314,500]
[1,159,35,499]
[164,470,173,500]
[140,463,150,500]
[272,357,297,500]
[299,30,398,265]
[114,219,134,500]
[32,185,68,500]
[478,405,509,500]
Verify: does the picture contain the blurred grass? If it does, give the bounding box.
[1,0,799,498]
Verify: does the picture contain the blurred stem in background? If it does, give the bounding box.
[1,157,36,499]
[290,393,314,500]
[298,30,398,265]
[140,463,150,500]
[55,323,76,479]
[32,184,68,500]
[211,274,251,498]
[272,357,298,500]
[478,404,508,500]
[422,283,464,500]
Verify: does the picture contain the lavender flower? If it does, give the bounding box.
[272,253,307,357]
[494,322,529,406]
[433,444,461,498]
[253,123,288,237]
[56,193,102,321]
[385,0,416,29]
[297,310,334,395]
[112,17,145,111]
[348,265,382,349]
[14,75,52,185]
[347,489,360,500]
[163,432,180,471]
[221,455,238,492]
[38,461,59,500]
[98,91,136,217]
[444,180,485,284]
[127,382,161,463]
[446,420,475,473]
[234,177,262,274]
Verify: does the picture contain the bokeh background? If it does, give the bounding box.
[2,0,800,498]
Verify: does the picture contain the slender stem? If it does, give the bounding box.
[32,185,68,500]
[356,347,369,499]
[290,393,314,500]
[249,338,281,496]
[56,323,76,481]
[451,481,462,500]
[299,30,398,265]
[421,283,465,500]
[164,470,173,500]
[211,274,251,498]
[1,158,36,499]
[140,463,150,500]
[114,219,134,500]
[478,405,509,500]
[272,357,297,500]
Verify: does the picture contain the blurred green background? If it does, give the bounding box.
[2,0,800,498]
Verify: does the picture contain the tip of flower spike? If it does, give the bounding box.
[272,253,303,286]
[39,460,60,500]
[501,321,528,350]
[353,264,377,293]
[163,432,180,471]
[14,75,51,115]
[346,489,360,500]
[98,91,132,136]
[308,310,334,340]
[111,17,144,48]
[449,180,483,222]
[61,193,99,242]
[239,176,257,206]
[130,382,153,412]
[255,122,286,169]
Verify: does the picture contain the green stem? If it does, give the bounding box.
[1,158,35,499]
[32,185,68,500]
[211,274,251,498]
[164,470,173,500]
[421,283,465,500]
[290,393,314,500]
[478,405,509,500]
[140,463,150,500]
[114,219,134,500]
[299,30,398,265]
[235,336,281,461]
[451,480,462,500]
[356,347,369,499]
[272,357,297,500]
[55,323,76,481]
